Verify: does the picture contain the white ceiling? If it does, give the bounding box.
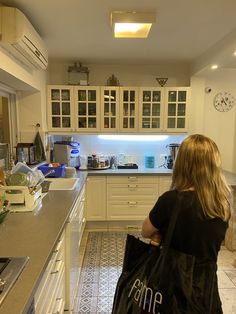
[2,0,236,71]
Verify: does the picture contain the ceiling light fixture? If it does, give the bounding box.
[211,64,218,70]
[111,11,156,38]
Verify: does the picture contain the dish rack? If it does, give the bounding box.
[0,185,42,209]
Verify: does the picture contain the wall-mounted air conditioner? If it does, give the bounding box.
[0,6,48,70]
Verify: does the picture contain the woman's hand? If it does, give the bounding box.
[142,216,162,245]
[150,231,162,246]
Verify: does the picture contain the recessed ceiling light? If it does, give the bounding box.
[233,51,236,56]
[111,11,156,38]
[211,64,218,70]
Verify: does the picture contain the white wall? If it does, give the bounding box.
[0,48,47,145]
[190,69,236,172]
[48,62,190,86]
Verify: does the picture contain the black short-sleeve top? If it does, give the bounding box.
[149,190,228,262]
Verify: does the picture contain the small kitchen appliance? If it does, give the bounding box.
[54,141,80,168]
[166,143,180,169]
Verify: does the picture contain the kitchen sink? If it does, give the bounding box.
[45,178,79,190]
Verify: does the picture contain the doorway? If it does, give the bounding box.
[0,87,18,159]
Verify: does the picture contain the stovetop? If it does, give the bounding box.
[0,256,29,306]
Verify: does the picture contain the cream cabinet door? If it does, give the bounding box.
[119,87,139,132]
[139,87,164,132]
[47,85,75,132]
[74,86,101,132]
[164,87,190,132]
[86,176,107,220]
[100,86,120,132]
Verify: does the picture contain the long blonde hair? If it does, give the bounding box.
[171,134,231,221]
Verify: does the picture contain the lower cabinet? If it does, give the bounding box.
[86,176,107,220]
[64,184,86,311]
[107,176,159,220]
[34,185,86,314]
[34,231,66,314]
[85,174,172,221]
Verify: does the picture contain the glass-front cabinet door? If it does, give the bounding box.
[139,88,164,132]
[100,87,120,132]
[47,86,75,131]
[74,86,100,132]
[164,88,190,132]
[119,87,139,132]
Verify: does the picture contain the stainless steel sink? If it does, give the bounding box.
[0,256,29,306]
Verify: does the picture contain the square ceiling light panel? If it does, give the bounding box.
[111,11,156,38]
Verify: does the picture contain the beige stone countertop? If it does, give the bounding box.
[0,173,87,314]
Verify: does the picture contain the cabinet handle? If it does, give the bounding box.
[128,176,137,181]
[52,298,63,314]
[128,201,137,206]
[128,184,138,189]
[51,260,63,274]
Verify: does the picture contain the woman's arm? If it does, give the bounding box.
[141,216,162,244]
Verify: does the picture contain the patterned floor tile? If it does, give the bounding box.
[74,231,236,314]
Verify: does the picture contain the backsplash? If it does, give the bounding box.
[52,134,186,168]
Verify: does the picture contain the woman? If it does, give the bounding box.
[142,134,231,313]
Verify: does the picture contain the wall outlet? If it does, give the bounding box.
[159,154,167,164]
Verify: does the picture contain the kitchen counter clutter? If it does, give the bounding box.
[0,168,235,313]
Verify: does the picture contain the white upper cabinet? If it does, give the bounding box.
[100,86,120,132]
[139,88,164,132]
[74,86,100,132]
[47,85,190,133]
[119,87,139,132]
[47,85,75,132]
[164,87,190,132]
[139,87,190,133]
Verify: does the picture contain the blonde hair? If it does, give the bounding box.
[171,134,231,221]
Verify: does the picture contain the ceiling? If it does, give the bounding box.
[2,0,236,72]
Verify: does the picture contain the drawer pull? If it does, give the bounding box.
[128,201,137,206]
[128,176,137,181]
[128,184,138,189]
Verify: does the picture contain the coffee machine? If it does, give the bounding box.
[53,141,80,168]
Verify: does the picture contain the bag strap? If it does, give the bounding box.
[161,191,183,251]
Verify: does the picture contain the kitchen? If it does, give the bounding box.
[0,0,236,313]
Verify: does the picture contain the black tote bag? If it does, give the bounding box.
[111,195,219,314]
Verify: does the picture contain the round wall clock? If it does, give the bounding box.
[214,91,234,112]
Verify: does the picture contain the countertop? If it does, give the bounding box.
[0,167,235,313]
[0,173,87,314]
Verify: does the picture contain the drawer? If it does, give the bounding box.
[107,175,157,184]
[107,200,154,220]
[107,183,158,199]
